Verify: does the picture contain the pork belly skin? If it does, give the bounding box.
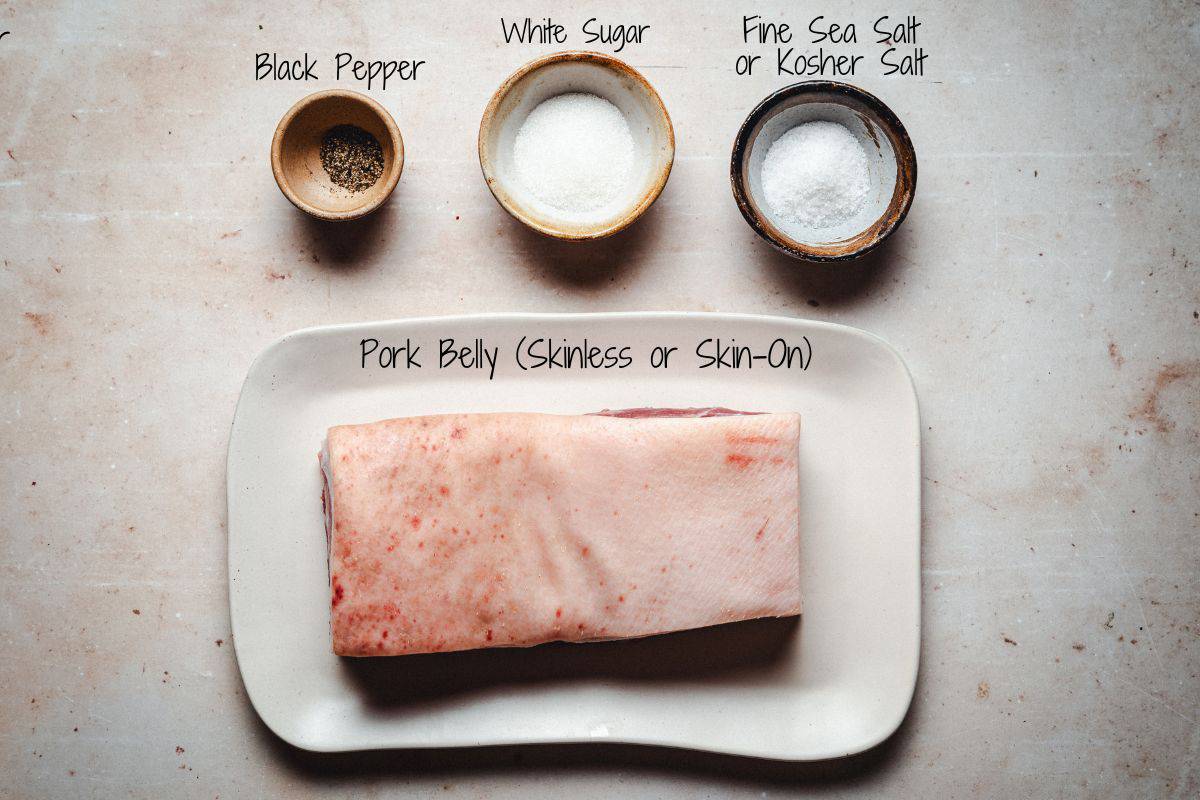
[324,411,800,656]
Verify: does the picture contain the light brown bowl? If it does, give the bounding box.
[478,51,674,241]
[271,90,404,222]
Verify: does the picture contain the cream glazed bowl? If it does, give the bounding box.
[478,51,675,241]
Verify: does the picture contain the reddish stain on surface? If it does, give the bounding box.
[1108,342,1125,369]
[726,453,754,469]
[755,522,767,541]
[486,629,493,641]
[332,577,346,607]
[555,608,562,618]
[439,485,449,496]
[726,434,778,445]
[1129,361,1198,433]
[581,546,589,557]
[381,630,388,639]
[451,426,465,439]
[23,312,51,336]
[409,515,421,529]
[618,595,625,602]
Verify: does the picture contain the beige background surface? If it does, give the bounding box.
[2,1,1198,797]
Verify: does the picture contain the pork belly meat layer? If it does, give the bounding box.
[323,411,800,657]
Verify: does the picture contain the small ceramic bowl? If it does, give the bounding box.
[478,51,674,241]
[271,89,404,222]
[731,81,916,261]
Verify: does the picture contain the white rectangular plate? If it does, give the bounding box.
[227,312,920,760]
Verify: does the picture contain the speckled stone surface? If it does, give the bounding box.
[2,1,1197,798]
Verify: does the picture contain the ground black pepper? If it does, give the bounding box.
[319,125,384,193]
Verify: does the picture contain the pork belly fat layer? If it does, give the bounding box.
[324,411,800,657]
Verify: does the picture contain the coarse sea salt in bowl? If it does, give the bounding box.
[731,81,916,262]
[479,51,674,241]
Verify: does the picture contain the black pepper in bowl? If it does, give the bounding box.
[319,124,384,193]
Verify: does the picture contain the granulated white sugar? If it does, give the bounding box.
[513,93,635,215]
[761,121,870,230]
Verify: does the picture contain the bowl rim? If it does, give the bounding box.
[730,80,917,262]
[270,89,405,223]
[478,50,675,242]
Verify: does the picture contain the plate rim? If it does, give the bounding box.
[227,311,921,761]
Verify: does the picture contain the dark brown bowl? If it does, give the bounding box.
[731,81,916,262]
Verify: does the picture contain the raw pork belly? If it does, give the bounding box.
[322,410,800,656]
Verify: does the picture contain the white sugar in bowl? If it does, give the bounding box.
[479,51,675,241]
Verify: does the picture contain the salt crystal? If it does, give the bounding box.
[513,93,635,215]
[761,121,870,230]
